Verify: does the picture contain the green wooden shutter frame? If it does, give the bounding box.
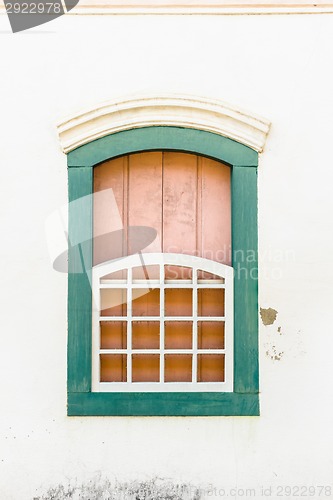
[67,126,259,416]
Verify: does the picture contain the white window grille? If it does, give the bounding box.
[92,253,233,392]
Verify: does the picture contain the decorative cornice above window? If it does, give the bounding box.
[54,0,333,15]
[57,94,270,154]
[1,1,333,14]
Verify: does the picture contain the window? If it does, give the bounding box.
[66,126,260,416]
[92,152,233,393]
[93,252,233,392]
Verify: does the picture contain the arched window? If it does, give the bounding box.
[59,95,270,415]
[92,152,232,392]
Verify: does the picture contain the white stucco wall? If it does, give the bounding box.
[0,10,333,500]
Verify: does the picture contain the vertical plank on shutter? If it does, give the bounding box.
[198,157,230,381]
[94,157,127,382]
[128,152,163,256]
[93,156,126,265]
[201,157,231,266]
[163,152,197,279]
[128,152,163,349]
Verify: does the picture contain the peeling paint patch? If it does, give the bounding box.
[265,345,284,361]
[260,307,278,326]
[33,477,202,500]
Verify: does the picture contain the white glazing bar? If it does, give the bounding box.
[100,316,225,321]
[92,282,101,389]
[197,284,225,289]
[127,267,132,383]
[100,279,127,286]
[100,282,161,289]
[100,349,225,355]
[160,263,165,382]
[224,267,234,390]
[196,316,225,321]
[192,266,198,383]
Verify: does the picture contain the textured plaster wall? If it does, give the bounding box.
[0,11,333,500]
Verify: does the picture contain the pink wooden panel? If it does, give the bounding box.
[128,152,163,278]
[163,152,197,255]
[93,156,126,266]
[94,152,231,266]
[201,156,231,265]
[94,152,230,383]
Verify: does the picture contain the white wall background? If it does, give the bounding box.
[0,10,333,500]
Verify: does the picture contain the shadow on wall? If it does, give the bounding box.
[33,477,202,500]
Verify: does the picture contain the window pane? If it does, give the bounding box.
[132,264,160,281]
[100,289,127,316]
[165,265,192,281]
[165,321,192,349]
[132,354,160,382]
[165,354,192,382]
[197,354,225,382]
[198,321,224,349]
[100,321,127,349]
[132,288,160,316]
[198,288,224,317]
[132,322,160,349]
[100,354,127,382]
[197,269,225,282]
[100,269,127,282]
[165,289,192,316]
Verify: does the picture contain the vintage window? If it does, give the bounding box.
[59,95,270,416]
[92,152,233,393]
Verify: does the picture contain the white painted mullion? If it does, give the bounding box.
[99,349,226,355]
[159,263,165,383]
[224,268,234,390]
[127,266,132,384]
[196,316,225,321]
[92,273,101,390]
[99,315,226,321]
[192,266,198,383]
[197,284,225,289]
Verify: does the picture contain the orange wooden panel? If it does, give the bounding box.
[198,321,225,349]
[165,354,192,382]
[164,288,192,316]
[100,321,127,349]
[132,288,160,316]
[198,288,225,317]
[132,321,160,349]
[164,321,193,349]
[100,354,127,382]
[197,354,225,382]
[132,354,159,382]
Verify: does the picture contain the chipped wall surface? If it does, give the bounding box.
[1,11,333,500]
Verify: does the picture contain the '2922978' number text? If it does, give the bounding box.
[5,2,62,14]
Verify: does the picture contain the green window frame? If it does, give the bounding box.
[67,126,259,416]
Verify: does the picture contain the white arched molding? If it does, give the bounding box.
[57,94,270,154]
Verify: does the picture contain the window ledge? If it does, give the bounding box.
[68,391,260,416]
